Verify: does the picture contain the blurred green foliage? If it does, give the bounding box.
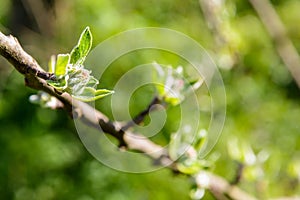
[0,0,300,199]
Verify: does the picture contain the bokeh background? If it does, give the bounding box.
[0,0,300,199]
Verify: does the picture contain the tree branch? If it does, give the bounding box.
[0,31,55,80]
[248,0,300,88]
[198,172,257,200]
[0,30,262,200]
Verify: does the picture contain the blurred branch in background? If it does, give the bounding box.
[199,0,240,70]
[248,0,300,88]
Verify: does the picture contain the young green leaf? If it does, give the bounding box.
[70,27,92,65]
[47,75,68,91]
[55,54,70,76]
[72,87,114,102]
[43,27,113,103]
[152,62,203,106]
[164,96,181,106]
[193,129,207,151]
[177,159,205,175]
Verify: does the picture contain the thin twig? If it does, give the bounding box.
[122,96,161,131]
[231,162,244,185]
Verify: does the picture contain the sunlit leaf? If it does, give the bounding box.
[72,87,114,102]
[42,27,112,103]
[164,96,181,106]
[55,54,70,76]
[70,27,92,65]
[193,129,207,151]
[47,75,68,91]
[177,159,207,175]
[86,76,99,88]
[152,62,203,106]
